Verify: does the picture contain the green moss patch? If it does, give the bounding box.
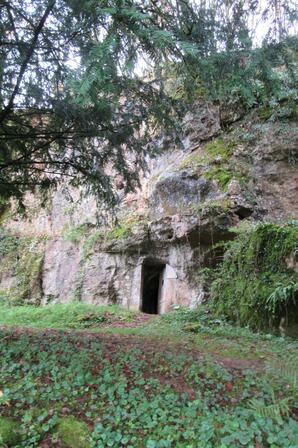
[178,139,235,173]
[191,199,232,216]
[204,167,233,190]
[178,152,206,171]
[203,139,248,190]
[56,417,90,448]
[177,138,248,191]
[63,224,90,244]
[204,167,248,191]
[83,230,105,256]
[83,215,146,256]
[0,417,21,446]
[204,139,235,162]
[210,222,298,330]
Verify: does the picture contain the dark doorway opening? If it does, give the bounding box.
[141,261,165,314]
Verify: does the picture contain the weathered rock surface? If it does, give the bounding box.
[0,104,297,311]
[183,100,221,149]
[149,172,213,218]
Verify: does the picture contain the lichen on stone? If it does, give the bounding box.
[0,231,45,305]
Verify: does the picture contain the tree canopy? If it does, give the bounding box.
[0,0,297,207]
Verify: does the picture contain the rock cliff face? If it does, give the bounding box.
[0,103,297,312]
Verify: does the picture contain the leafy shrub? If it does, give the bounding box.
[266,282,298,317]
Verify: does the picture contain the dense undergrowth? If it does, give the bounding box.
[0,304,298,447]
[209,222,298,331]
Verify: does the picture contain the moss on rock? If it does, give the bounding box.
[210,222,298,330]
[204,167,233,190]
[191,199,232,216]
[178,153,206,171]
[83,214,146,256]
[204,139,235,161]
[63,224,90,244]
[56,417,90,448]
[177,138,248,191]
[178,139,235,173]
[0,417,21,446]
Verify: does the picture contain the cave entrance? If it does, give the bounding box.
[141,260,165,314]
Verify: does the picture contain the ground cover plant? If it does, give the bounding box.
[0,305,298,447]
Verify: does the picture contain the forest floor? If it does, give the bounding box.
[0,304,297,447]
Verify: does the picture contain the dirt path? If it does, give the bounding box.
[102,311,156,328]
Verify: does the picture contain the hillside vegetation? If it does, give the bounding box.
[210,222,298,331]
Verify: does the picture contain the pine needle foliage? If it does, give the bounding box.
[0,0,297,207]
[0,0,183,206]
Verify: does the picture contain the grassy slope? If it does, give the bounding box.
[0,303,136,329]
[0,304,297,447]
[0,303,296,359]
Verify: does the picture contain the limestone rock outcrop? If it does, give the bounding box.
[0,104,297,312]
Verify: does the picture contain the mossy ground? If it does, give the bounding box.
[0,417,21,446]
[56,417,90,448]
